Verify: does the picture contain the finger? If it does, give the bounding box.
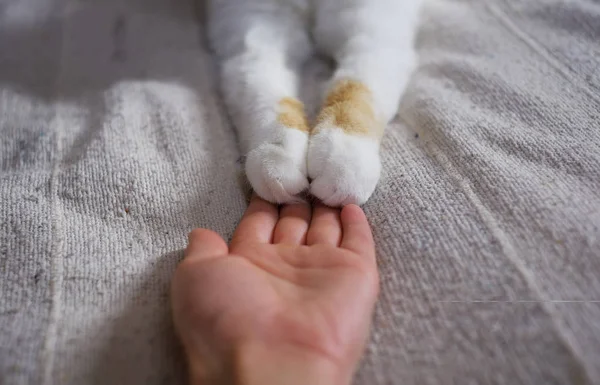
[184,228,229,260]
[273,202,312,244]
[306,203,342,246]
[340,204,375,259]
[231,194,279,245]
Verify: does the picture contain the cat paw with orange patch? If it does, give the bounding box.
[244,97,310,204]
[308,79,383,206]
[208,0,419,205]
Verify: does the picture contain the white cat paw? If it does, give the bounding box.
[308,128,381,207]
[245,131,309,204]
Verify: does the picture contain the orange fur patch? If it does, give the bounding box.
[315,79,383,137]
[277,97,310,133]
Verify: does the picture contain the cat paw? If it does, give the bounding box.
[308,128,381,207]
[245,131,309,204]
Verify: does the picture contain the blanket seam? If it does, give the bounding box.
[41,110,65,385]
[477,7,600,373]
[481,4,596,378]
[409,1,594,372]
[421,136,592,382]
[485,1,600,108]
[41,22,67,385]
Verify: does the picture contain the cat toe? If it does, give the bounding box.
[308,127,381,207]
[245,142,309,204]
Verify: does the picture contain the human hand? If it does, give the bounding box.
[171,196,379,385]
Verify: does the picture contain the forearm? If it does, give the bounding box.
[188,341,353,385]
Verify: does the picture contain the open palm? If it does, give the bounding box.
[171,196,379,384]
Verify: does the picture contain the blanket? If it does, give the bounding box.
[1,0,599,383]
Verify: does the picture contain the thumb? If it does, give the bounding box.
[185,228,229,260]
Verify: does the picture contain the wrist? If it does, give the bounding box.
[188,340,353,385]
[233,341,351,385]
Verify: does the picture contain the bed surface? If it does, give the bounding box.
[1,0,600,383]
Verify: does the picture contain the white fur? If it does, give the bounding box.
[206,0,422,206]
[245,126,309,204]
[308,128,381,206]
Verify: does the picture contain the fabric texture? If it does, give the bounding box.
[1,0,599,384]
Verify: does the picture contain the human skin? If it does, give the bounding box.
[171,196,380,385]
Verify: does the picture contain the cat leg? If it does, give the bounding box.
[309,0,422,206]
[207,1,313,203]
